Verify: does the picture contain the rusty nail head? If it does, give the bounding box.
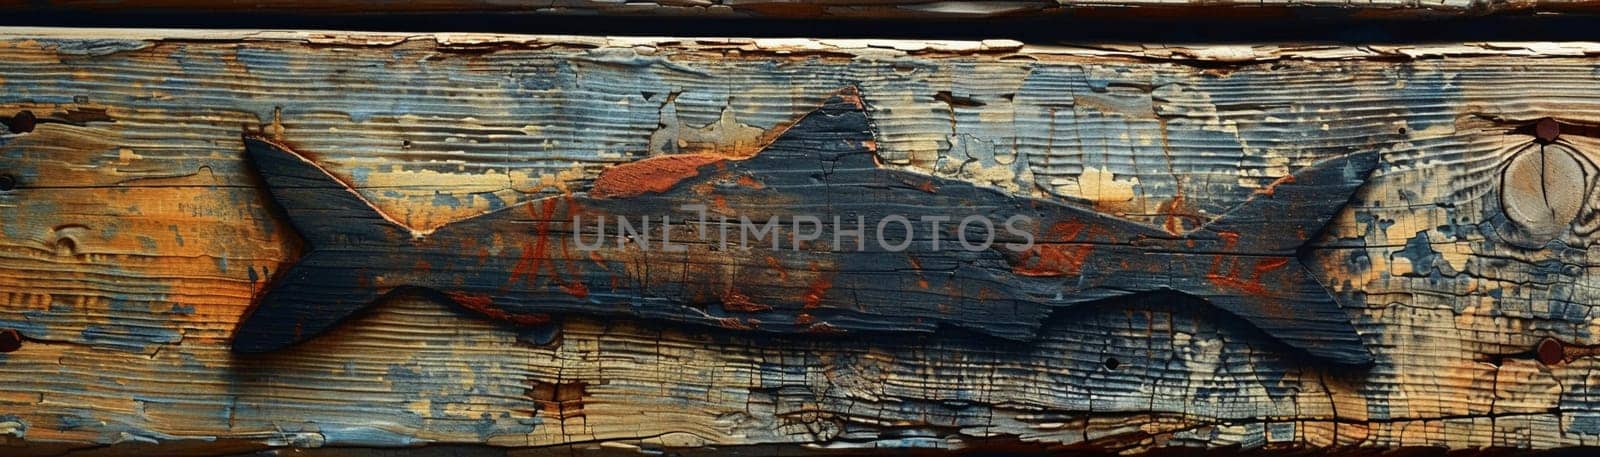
[0,328,22,353]
[7,110,35,134]
[1536,118,1561,142]
[1536,338,1564,365]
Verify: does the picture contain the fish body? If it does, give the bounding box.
[234,88,1377,365]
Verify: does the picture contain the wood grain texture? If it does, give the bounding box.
[5,0,1598,18]
[5,27,1600,455]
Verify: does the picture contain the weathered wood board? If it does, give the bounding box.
[5,28,1600,455]
[6,0,1598,18]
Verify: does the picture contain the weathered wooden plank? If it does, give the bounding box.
[4,27,1600,455]
[6,0,1599,18]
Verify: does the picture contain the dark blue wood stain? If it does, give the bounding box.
[233,88,1377,365]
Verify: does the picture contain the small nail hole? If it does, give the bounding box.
[1103,357,1121,370]
[0,329,22,353]
[0,174,15,191]
[1397,127,1407,135]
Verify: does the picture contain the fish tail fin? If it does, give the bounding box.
[242,134,415,246]
[232,251,397,353]
[232,134,415,353]
[1174,151,1379,366]
[1182,261,1374,365]
[1198,151,1379,254]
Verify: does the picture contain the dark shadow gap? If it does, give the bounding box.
[5,12,1600,44]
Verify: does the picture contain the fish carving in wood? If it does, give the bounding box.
[233,87,1377,365]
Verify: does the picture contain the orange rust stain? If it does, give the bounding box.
[444,291,551,326]
[1259,174,1296,197]
[802,275,833,309]
[716,316,753,330]
[765,256,788,281]
[721,289,773,313]
[795,313,815,326]
[1217,230,1240,250]
[589,154,726,199]
[907,255,930,289]
[737,174,766,189]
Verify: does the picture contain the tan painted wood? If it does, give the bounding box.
[3,28,1600,455]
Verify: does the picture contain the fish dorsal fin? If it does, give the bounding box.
[588,87,883,199]
[742,86,881,172]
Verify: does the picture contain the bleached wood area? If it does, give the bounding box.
[3,28,1600,455]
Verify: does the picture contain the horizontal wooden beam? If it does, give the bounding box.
[8,0,1600,18]
[3,27,1600,455]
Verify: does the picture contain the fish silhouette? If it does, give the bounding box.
[234,87,1376,365]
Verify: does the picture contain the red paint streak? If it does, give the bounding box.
[1217,231,1240,250]
[1205,272,1269,296]
[1012,221,1095,277]
[917,179,937,193]
[561,281,589,300]
[509,199,557,287]
[1205,257,1292,299]
[1259,174,1296,197]
[444,291,551,326]
[721,289,773,313]
[589,154,726,199]
[1254,257,1290,275]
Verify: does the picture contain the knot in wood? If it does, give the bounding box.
[1500,143,1587,245]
